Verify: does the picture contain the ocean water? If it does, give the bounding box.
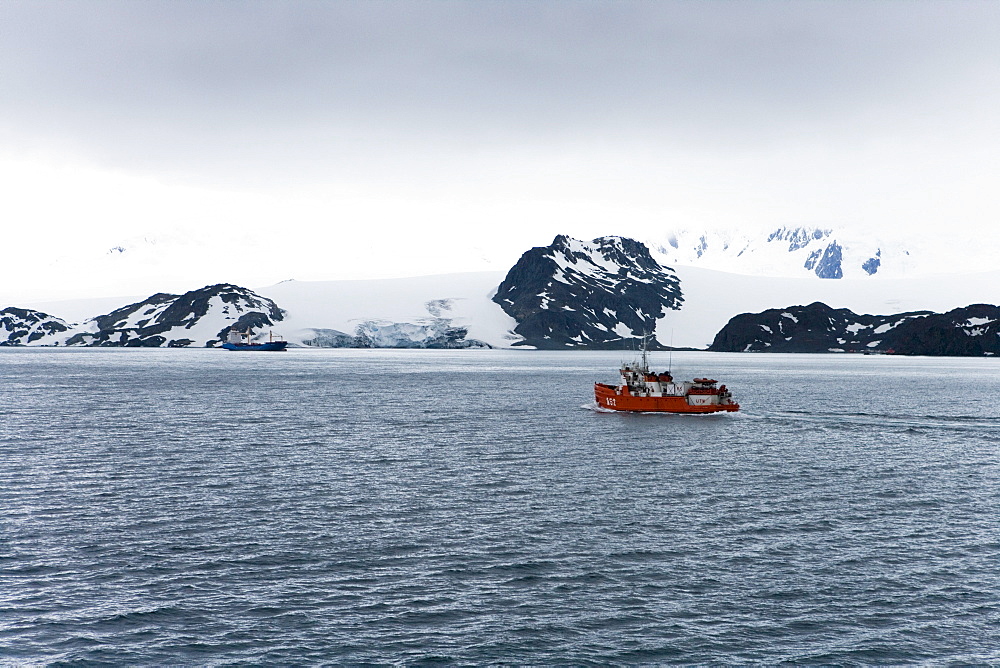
[1,348,998,664]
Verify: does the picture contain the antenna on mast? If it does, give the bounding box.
[667,329,674,374]
[640,331,650,372]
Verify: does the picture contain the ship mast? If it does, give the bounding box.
[641,332,649,373]
[667,329,673,375]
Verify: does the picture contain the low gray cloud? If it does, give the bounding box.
[3,0,998,182]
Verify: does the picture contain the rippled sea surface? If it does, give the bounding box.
[2,348,999,664]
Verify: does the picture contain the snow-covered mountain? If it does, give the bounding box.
[710,302,1000,356]
[17,284,285,347]
[646,226,993,279]
[6,234,1000,352]
[493,235,683,349]
[5,235,688,351]
[0,308,70,345]
[8,275,508,349]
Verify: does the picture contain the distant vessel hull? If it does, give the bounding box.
[221,341,287,351]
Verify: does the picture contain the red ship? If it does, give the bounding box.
[594,345,739,413]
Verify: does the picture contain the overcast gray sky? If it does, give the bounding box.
[2,0,999,298]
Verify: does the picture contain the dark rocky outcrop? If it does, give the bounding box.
[493,235,683,349]
[804,242,844,279]
[880,304,1000,356]
[769,227,847,277]
[710,302,1000,356]
[0,307,69,345]
[862,250,881,276]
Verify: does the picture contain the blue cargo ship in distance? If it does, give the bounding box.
[222,329,288,351]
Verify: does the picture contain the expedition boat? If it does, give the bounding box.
[221,329,288,351]
[594,344,739,413]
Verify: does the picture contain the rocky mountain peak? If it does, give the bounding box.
[493,235,683,349]
[709,301,1000,355]
[65,283,286,347]
[0,308,70,346]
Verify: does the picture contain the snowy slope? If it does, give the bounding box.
[24,295,149,324]
[646,226,997,279]
[258,272,518,348]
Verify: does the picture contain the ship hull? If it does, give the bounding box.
[594,383,739,413]
[221,341,288,351]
